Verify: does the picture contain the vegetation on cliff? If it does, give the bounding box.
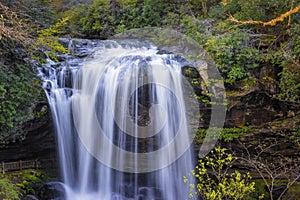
[0,0,54,144]
[0,169,47,200]
[0,0,299,199]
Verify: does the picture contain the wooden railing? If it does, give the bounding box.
[1,160,40,173]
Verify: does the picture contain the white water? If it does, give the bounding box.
[41,40,196,200]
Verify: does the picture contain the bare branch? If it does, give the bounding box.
[229,4,300,27]
[236,140,300,200]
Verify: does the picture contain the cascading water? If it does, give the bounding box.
[40,39,197,200]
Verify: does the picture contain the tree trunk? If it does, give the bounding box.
[202,1,208,16]
[110,0,117,20]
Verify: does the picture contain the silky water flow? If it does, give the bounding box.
[40,40,196,200]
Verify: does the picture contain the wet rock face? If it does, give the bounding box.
[110,186,163,200]
[226,91,299,127]
[252,64,282,94]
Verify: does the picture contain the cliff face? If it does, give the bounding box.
[0,111,58,176]
[226,90,299,127]
[0,39,299,181]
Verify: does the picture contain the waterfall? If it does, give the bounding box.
[41,39,197,200]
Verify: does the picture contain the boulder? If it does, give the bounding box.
[22,195,39,200]
[38,182,65,200]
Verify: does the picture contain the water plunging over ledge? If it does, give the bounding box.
[40,39,198,200]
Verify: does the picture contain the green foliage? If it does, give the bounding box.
[67,3,89,36]
[0,0,299,144]
[179,15,209,46]
[72,0,172,37]
[252,179,269,199]
[292,130,300,137]
[65,0,300,89]
[220,126,249,141]
[184,147,256,200]
[208,3,229,20]
[278,23,300,102]
[0,178,21,200]
[205,29,259,83]
[278,62,300,102]
[0,169,48,198]
[0,65,41,143]
[0,38,44,144]
[195,127,249,143]
[10,170,47,196]
[79,0,114,38]
[36,17,69,61]
[231,0,268,22]
[69,0,178,37]
[0,1,54,145]
[115,0,175,33]
[287,24,300,62]
[0,0,55,30]
[220,0,292,23]
[21,0,56,30]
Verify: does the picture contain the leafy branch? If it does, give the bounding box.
[184,146,256,200]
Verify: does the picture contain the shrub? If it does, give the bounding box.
[204,29,260,83]
[0,178,21,200]
[0,38,44,144]
[36,17,69,61]
[184,147,256,200]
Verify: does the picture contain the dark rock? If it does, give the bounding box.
[38,182,65,200]
[56,55,67,62]
[216,113,300,176]
[56,67,73,88]
[156,49,172,55]
[226,90,300,127]
[273,186,286,199]
[138,187,163,200]
[75,52,90,58]
[252,64,282,94]
[22,195,39,200]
